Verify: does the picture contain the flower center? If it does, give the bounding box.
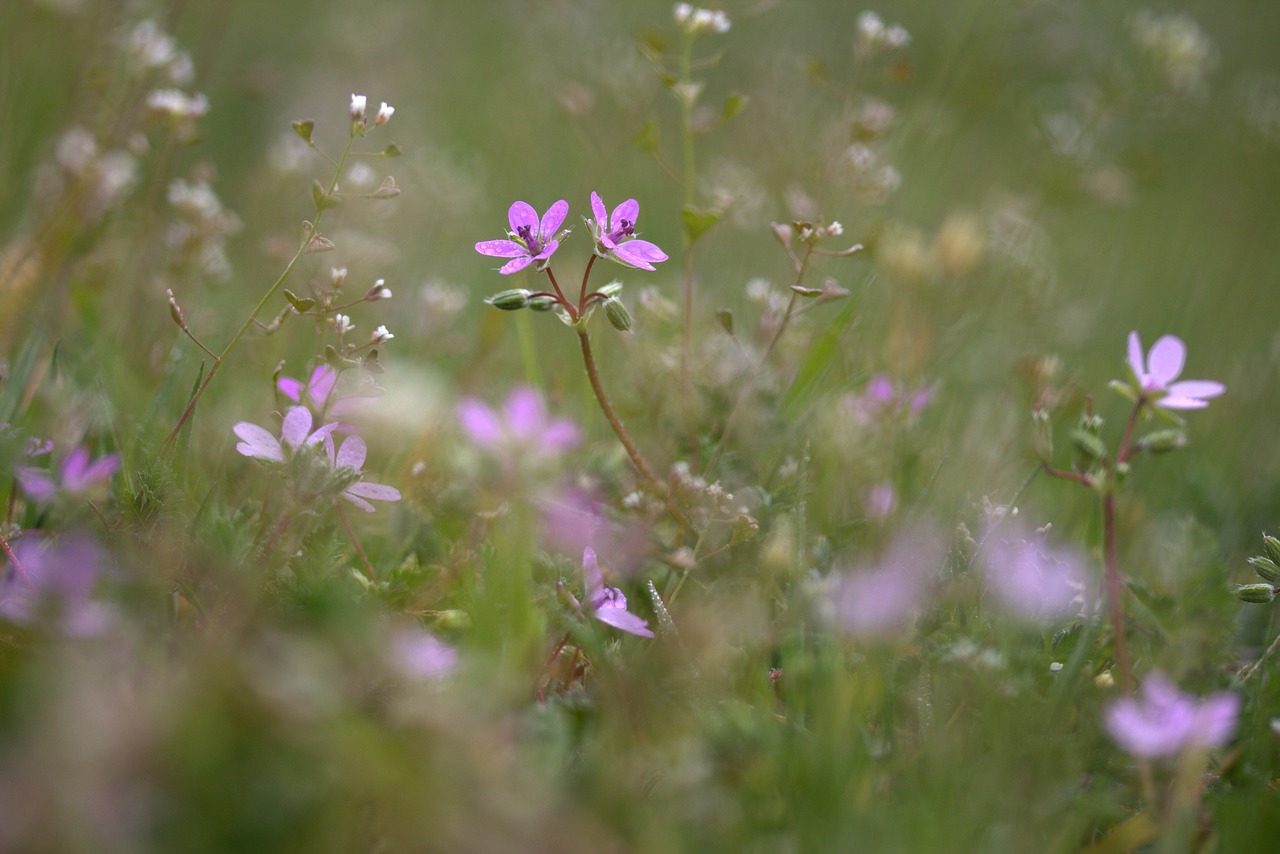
[516,224,544,255]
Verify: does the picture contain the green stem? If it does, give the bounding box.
[577,328,661,490]
[163,130,360,451]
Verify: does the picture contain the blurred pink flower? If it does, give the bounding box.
[1105,671,1239,759]
[828,526,945,637]
[0,534,116,636]
[577,547,653,638]
[587,192,668,271]
[15,446,119,504]
[458,387,580,463]
[981,524,1095,623]
[475,199,568,275]
[540,486,650,572]
[842,373,932,427]
[865,482,897,521]
[1126,331,1224,410]
[277,365,373,419]
[388,627,457,679]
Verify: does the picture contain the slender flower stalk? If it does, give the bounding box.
[165,125,362,450]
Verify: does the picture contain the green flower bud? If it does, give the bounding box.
[1070,428,1108,462]
[1263,534,1280,566]
[434,609,471,630]
[1136,429,1187,454]
[598,280,624,298]
[527,295,556,312]
[604,297,634,332]
[486,288,532,311]
[1236,583,1278,604]
[1248,556,1280,584]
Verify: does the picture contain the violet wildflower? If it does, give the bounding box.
[1125,331,1225,410]
[981,523,1096,623]
[587,192,669,271]
[826,526,945,637]
[388,627,458,679]
[457,386,580,462]
[277,364,372,418]
[16,446,120,504]
[1105,671,1239,759]
[475,200,569,275]
[326,431,402,512]
[577,547,654,638]
[0,534,115,637]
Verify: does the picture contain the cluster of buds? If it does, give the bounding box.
[1236,534,1280,604]
[673,3,731,35]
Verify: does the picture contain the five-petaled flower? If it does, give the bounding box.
[457,386,580,464]
[233,406,400,512]
[475,200,569,275]
[1126,331,1224,410]
[576,547,654,637]
[1105,671,1239,759]
[16,446,120,504]
[587,192,669,271]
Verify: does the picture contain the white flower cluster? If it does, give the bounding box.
[856,11,910,55]
[673,4,730,35]
[1130,10,1216,94]
[166,179,242,281]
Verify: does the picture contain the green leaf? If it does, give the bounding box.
[723,91,748,120]
[311,179,339,211]
[682,205,721,243]
[291,119,315,142]
[282,289,316,313]
[633,118,660,154]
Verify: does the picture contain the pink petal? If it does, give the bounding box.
[280,407,314,450]
[475,239,529,258]
[498,255,534,275]
[306,421,339,447]
[540,199,569,237]
[1165,380,1224,402]
[233,422,285,462]
[335,434,367,470]
[1127,331,1145,379]
[277,376,304,402]
[590,191,607,228]
[15,468,58,502]
[340,492,375,512]
[458,399,504,446]
[1147,335,1186,386]
[541,419,581,452]
[308,365,337,404]
[593,606,654,638]
[60,447,90,484]
[582,547,604,603]
[610,198,639,230]
[533,239,560,262]
[504,387,546,438]
[508,201,539,234]
[345,481,401,503]
[614,240,667,270]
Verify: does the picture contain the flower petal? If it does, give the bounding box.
[498,255,534,275]
[280,407,314,450]
[1147,335,1186,386]
[1127,331,1145,380]
[14,468,58,502]
[308,365,337,405]
[508,200,538,234]
[1165,380,1224,402]
[610,198,639,230]
[593,606,654,638]
[458,399,504,446]
[340,492,375,512]
[533,239,560,262]
[614,240,667,270]
[504,387,546,438]
[345,481,401,503]
[277,376,304,402]
[541,419,581,453]
[540,199,569,237]
[590,191,607,228]
[475,239,529,258]
[335,434,367,470]
[582,547,604,603]
[233,422,285,462]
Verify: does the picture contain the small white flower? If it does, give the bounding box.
[146,89,209,120]
[368,278,392,301]
[350,94,367,121]
[330,267,348,288]
[371,324,393,343]
[375,101,395,125]
[334,314,354,335]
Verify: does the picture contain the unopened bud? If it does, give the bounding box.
[1236,583,1278,604]
[1249,556,1280,584]
[527,295,556,312]
[1070,428,1108,462]
[604,296,633,332]
[1136,429,1187,454]
[165,288,185,326]
[486,288,532,311]
[349,93,367,122]
[598,280,624,298]
[434,609,470,630]
[1263,534,1280,565]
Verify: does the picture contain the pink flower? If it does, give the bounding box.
[277,365,373,419]
[981,524,1096,623]
[827,526,946,637]
[15,446,119,504]
[475,200,569,275]
[1105,672,1239,759]
[457,386,580,462]
[578,547,653,637]
[388,627,457,679]
[0,534,116,636]
[233,407,400,512]
[1126,332,1224,410]
[587,192,668,271]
